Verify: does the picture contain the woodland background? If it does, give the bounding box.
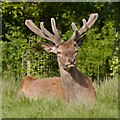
[2,2,119,82]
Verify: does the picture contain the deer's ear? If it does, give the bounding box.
[41,44,57,54]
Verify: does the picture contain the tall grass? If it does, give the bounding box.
[2,76,118,118]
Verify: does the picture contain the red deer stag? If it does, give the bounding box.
[18,13,98,104]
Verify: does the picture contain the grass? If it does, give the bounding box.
[2,76,119,118]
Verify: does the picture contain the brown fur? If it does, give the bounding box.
[18,76,65,100]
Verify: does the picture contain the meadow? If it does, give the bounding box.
[2,76,118,118]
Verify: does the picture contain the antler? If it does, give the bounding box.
[25,18,61,46]
[70,13,98,40]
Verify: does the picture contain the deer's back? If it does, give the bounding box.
[18,76,65,100]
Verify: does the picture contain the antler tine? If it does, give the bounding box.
[51,18,61,45]
[70,13,98,40]
[87,13,98,28]
[40,22,55,41]
[78,13,98,35]
[25,20,51,41]
[25,19,62,46]
[40,18,61,46]
[70,22,78,40]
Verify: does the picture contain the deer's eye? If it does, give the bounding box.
[73,42,77,47]
[57,51,62,54]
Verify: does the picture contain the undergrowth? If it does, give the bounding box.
[2,77,119,118]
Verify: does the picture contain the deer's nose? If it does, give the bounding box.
[68,59,76,64]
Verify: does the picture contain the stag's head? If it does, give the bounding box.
[25,13,98,70]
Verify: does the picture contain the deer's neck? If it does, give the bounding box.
[59,67,96,103]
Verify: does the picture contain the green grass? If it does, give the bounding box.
[2,77,119,118]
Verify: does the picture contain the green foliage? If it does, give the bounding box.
[2,2,119,80]
[77,20,116,81]
[2,77,118,118]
